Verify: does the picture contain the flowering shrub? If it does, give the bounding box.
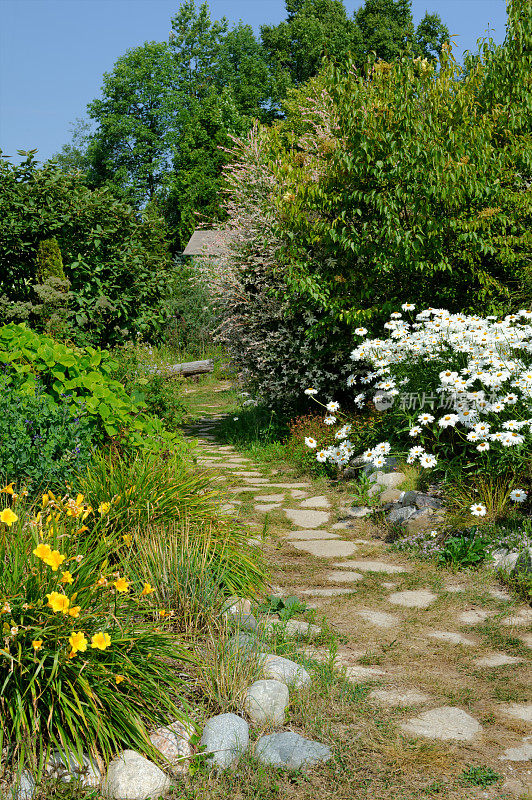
[0,487,192,778]
[304,307,532,511]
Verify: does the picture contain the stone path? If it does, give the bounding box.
[187,413,532,797]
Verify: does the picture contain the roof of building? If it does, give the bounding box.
[182,229,227,256]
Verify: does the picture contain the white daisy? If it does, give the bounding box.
[326,401,340,413]
[418,413,435,425]
[304,437,317,448]
[470,503,487,517]
[420,453,437,468]
[304,387,317,396]
[409,426,422,437]
[509,489,527,502]
[324,416,336,425]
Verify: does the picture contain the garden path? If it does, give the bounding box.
[184,401,531,799]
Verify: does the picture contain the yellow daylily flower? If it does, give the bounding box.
[141,582,155,596]
[0,508,18,526]
[122,534,133,547]
[113,577,130,593]
[60,571,74,585]
[91,632,111,650]
[42,494,49,507]
[0,483,15,495]
[115,674,125,685]
[69,631,88,655]
[46,592,70,614]
[75,525,89,535]
[98,502,111,516]
[68,606,81,619]
[32,639,43,652]
[46,550,66,571]
[33,543,53,562]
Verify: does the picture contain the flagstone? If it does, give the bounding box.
[291,540,358,558]
[253,494,286,502]
[300,587,354,597]
[344,665,385,681]
[369,688,430,706]
[428,631,476,646]
[332,560,408,574]
[501,608,532,626]
[458,609,492,625]
[500,703,532,723]
[284,530,340,540]
[299,496,331,509]
[474,653,524,667]
[499,738,532,761]
[255,504,281,513]
[356,609,399,628]
[284,509,330,528]
[401,707,482,742]
[291,490,309,499]
[387,590,437,609]
[327,570,364,583]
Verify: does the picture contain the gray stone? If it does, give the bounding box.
[282,619,321,637]
[46,751,102,787]
[374,472,406,490]
[386,505,417,524]
[255,732,332,771]
[255,503,281,512]
[227,633,267,655]
[244,680,289,727]
[149,720,195,773]
[492,549,520,571]
[284,509,330,528]
[200,713,249,770]
[502,608,532,626]
[339,506,372,519]
[300,496,331,509]
[10,773,35,800]
[254,494,286,502]
[284,529,339,540]
[458,609,492,625]
[400,707,482,742]
[262,655,311,688]
[300,587,353,597]
[379,489,403,504]
[367,483,383,498]
[290,540,358,558]
[356,609,399,628]
[401,491,443,510]
[102,750,171,799]
[387,590,437,609]
[405,508,438,534]
[344,664,385,681]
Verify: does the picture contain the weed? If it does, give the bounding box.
[460,765,501,787]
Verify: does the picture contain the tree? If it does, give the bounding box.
[86,41,179,206]
[261,0,363,87]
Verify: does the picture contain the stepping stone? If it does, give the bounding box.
[331,521,352,530]
[255,731,332,771]
[369,688,430,706]
[332,560,408,574]
[502,608,532,626]
[474,653,524,667]
[299,496,331,509]
[458,609,492,625]
[284,509,330,528]
[284,530,340,540]
[381,581,396,590]
[444,585,465,593]
[356,609,399,628]
[520,634,532,648]
[489,589,511,600]
[282,619,321,637]
[291,490,309,499]
[291,540,358,558]
[387,590,437,609]
[500,703,532,723]
[344,665,385,681]
[255,504,281,512]
[236,471,264,477]
[428,631,476,646]
[220,504,237,513]
[400,707,482,742]
[254,494,286,502]
[243,478,271,484]
[499,738,532,761]
[265,483,310,489]
[300,588,354,597]
[327,570,364,583]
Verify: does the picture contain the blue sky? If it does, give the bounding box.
[0,0,507,164]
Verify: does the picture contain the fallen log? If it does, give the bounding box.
[158,359,214,377]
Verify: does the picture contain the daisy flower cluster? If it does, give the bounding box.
[348,307,532,473]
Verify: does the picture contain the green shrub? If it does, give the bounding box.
[0,152,174,346]
[0,490,194,779]
[35,238,65,282]
[0,371,93,491]
[0,324,175,450]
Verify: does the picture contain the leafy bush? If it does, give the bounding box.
[0,489,193,779]
[215,3,531,407]
[0,151,174,346]
[436,535,491,569]
[0,324,174,451]
[110,341,186,430]
[0,371,93,491]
